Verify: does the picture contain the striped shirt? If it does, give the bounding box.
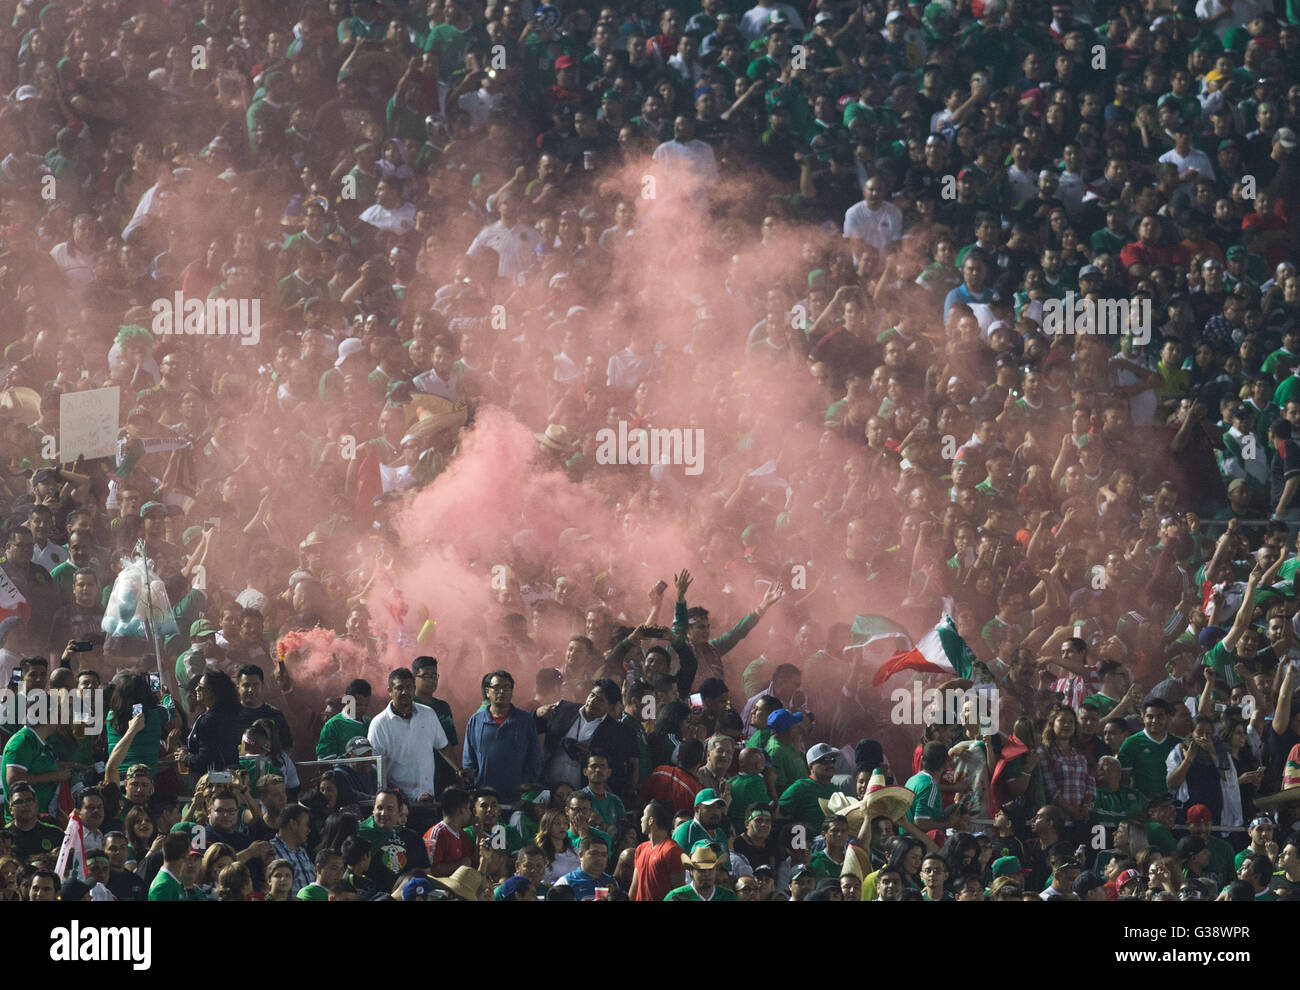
[1052,665,1102,712]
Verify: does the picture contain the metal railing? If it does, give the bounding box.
[295,754,385,791]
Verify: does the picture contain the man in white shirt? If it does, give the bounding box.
[651,115,719,205]
[368,668,464,800]
[49,213,96,301]
[606,334,657,390]
[1158,121,1216,187]
[739,1,804,42]
[457,65,505,131]
[412,335,461,401]
[466,191,542,284]
[842,175,903,261]
[359,179,417,236]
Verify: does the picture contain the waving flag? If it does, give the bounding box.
[872,615,975,686]
[0,564,30,645]
[55,812,87,881]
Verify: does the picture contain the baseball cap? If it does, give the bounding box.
[694,788,726,807]
[344,736,373,756]
[767,708,805,733]
[554,55,576,69]
[806,743,839,765]
[402,877,436,899]
[1226,245,1247,260]
[992,856,1029,877]
[139,501,166,519]
[189,619,218,640]
[497,875,530,899]
[790,863,812,881]
[335,337,366,368]
[14,85,37,102]
[1117,868,1141,889]
[1276,128,1297,149]
[125,764,152,780]
[1186,804,1212,824]
[1079,264,1102,279]
[815,11,835,23]
[59,878,92,901]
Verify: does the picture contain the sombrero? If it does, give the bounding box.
[429,865,484,901]
[403,393,468,442]
[0,387,41,426]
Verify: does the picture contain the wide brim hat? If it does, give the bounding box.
[404,394,469,442]
[0,387,41,425]
[535,422,576,452]
[863,769,915,823]
[430,865,483,901]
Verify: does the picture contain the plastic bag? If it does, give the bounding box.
[102,555,177,651]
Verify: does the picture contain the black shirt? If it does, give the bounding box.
[107,869,148,901]
[4,818,64,860]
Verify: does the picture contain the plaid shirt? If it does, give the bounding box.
[1039,745,1092,809]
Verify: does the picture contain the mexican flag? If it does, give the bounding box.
[55,812,87,881]
[872,616,974,686]
[0,564,30,644]
[846,615,914,653]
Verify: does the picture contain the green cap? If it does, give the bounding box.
[1226,245,1246,260]
[992,856,1027,877]
[601,89,619,101]
[694,788,726,807]
[181,525,203,547]
[139,501,166,519]
[190,619,218,640]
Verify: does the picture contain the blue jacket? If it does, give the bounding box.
[462,705,542,805]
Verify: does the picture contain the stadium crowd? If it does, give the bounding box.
[1,0,1300,903]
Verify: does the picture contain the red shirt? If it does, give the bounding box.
[631,837,683,902]
[641,765,701,813]
[424,821,473,864]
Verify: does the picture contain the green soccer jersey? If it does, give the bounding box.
[672,820,729,858]
[726,773,771,833]
[904,770,944,824]
[1117,730,1181,799]
[778,777,839,831]
[148,867,185,901]
[316,712,369,759]
[578,787,626,829]
[765,738,807,795]
[468,822,524,855]
[1,727,59,820]
[664,883,739,901]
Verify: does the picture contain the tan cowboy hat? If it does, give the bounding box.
[535,423,576,453]
[681,841,724,870]
[0,387,41,426]
[429,865,484,901]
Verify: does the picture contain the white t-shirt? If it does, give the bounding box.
[1158,147,1216,183]
[367,703,449,799]
[651,139,719,202]
[842,199,903,256]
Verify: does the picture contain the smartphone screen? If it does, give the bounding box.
[689,693,703,709]
[132,703,143,718]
